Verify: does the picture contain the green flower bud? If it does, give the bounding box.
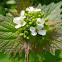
[26,36,29,39]
[35,18,37,22]
[28,12,32,15]
[29,22,32,25]
[45,18,49,22]
[45,23,48,26]
[24,35,26,38]
[26,25,29,27]
[24,31,28,33]
[32,16,35,19]
[32,19,35,21]
[38,15,41,18]
[40,12,42,14]
[20,33,24,36]
[41,12,44,16]
[25,13,28,16]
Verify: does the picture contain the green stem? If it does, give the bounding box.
[24,41,30,62]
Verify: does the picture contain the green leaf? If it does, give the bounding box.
[0,15,22,54]
[0,51,11,62]
[37,1,62,21]
[0,1,62,56]
[0,6,6,15]
[37,1,62,55]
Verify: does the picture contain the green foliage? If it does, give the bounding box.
[0,51,11,62]
[0,0,62,55]
[0,51,62,62]
[37,1,62,21]
[0,6,6,15]
[0,0,16,15]
[36,1,62,54]
[30,0,62,5]
[0,0,62,62]
[7,51,62,62]
[0,15,22,54]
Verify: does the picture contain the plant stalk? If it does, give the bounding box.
[24,41,30,62]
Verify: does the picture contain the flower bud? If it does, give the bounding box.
[41,12,44,17]
[32,19,35,21]
[20,33,24,36]
[38,15,41,18]
[45,18,49,22]
[25,13,28,16]
[29,22,32,25]
[26,25,29,27]
[24,35,26,38]
[26,36,29,39]
[24,31,28,33]
[32,16,35,19]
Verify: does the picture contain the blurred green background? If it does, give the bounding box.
[0,51,62,62]
[0,0,62,62]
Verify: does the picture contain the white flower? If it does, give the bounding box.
[20,10,25,16]
[30,27,37,36]
[30,25,46,36]
[26,7,34,12]
[34,8,41,12]
[13,10,26,28]
[36,18,45,26]
[26,7,41,12]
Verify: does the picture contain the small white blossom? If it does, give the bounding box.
[30,25,46,36]
[26,7,41,12]
[30,27,37,36]
[36,18,45,26]
[13,10,26,28]
[34,8,41,12]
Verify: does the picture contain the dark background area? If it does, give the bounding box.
[0,0,62,15]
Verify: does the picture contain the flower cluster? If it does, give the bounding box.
[13,7,48,39]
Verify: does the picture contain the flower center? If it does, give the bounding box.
[35,29,38,32]
[20,21,23,25]
[37,21,41,24]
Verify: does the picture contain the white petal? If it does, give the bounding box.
[26,8,30,11]
[35,8,41,12]
[30,27,36,32]
[15,24,21,28]
[37,25,44,30]
[38,30,46,35]
[13,17,20,24]
[20,10,25,16]
[20,16,24,21]
[41,19,45,24]
[26,7,34,12]
[31,32,37,36]
[36,18,41,25]
[29,7,34,11]
[22,21,26,26]
[37,18,45,25]
[37,18,41,21]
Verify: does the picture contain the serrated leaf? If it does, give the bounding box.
[37,1,62,55]
[52,28,62,41]
[49,40,62,55]
[0,1,62,57]
[37,1,62,21]
[0,15,22,54]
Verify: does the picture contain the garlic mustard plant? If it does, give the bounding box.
[13,7,48,39]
